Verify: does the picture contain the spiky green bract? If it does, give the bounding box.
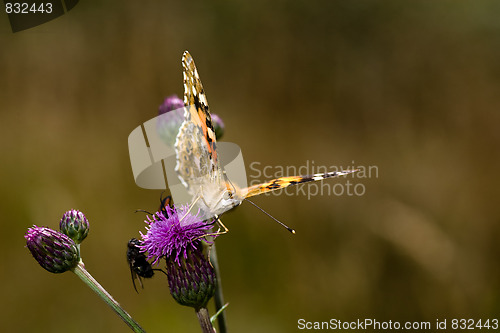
[166,242,216,310]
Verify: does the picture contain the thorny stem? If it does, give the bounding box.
[210,243,228,333]
[196,307,216,333]
[72,261,146,333]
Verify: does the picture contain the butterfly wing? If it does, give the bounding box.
[243,170,358,198]
[175,51,223,194]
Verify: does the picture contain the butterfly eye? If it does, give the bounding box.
[223,191,233,200]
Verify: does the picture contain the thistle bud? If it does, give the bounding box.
[156,94,225,146]
[59,210,89,244]
[211,114,224,140]
[25,226,80,273]
[157,95,186,147]
[166,243,216,310]
[159,95,184,115]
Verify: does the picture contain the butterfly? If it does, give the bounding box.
[174,51,357,221]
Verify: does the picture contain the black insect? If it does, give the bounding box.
[159,194,173,218]
[127,194,173,291]
[126,238,157,292]
[135,194,173,219]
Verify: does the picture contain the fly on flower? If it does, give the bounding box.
[127,195,173,292]
[126,238,165,292]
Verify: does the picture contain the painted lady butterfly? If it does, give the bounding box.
[174,51,357,221]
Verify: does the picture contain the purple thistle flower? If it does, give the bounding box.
[140,204,214,266]
[25,226,80,273]
[139,203,217,309]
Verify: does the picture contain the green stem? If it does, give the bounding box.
[72,261,146,333]
[210,243,228,333]
[196,307,216,333]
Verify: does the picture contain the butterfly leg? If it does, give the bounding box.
[193,215,228,243]
[179,195,202,223]
[213,215,229,235]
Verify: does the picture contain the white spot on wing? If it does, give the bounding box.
[200,93,207,105]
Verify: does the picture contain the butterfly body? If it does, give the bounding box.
[195,180,243,217]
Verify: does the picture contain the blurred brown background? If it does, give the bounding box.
[1,1,499,332]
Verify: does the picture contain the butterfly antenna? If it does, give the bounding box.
[243,198,296,234]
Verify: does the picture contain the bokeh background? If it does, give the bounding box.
[2,1,500,332]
